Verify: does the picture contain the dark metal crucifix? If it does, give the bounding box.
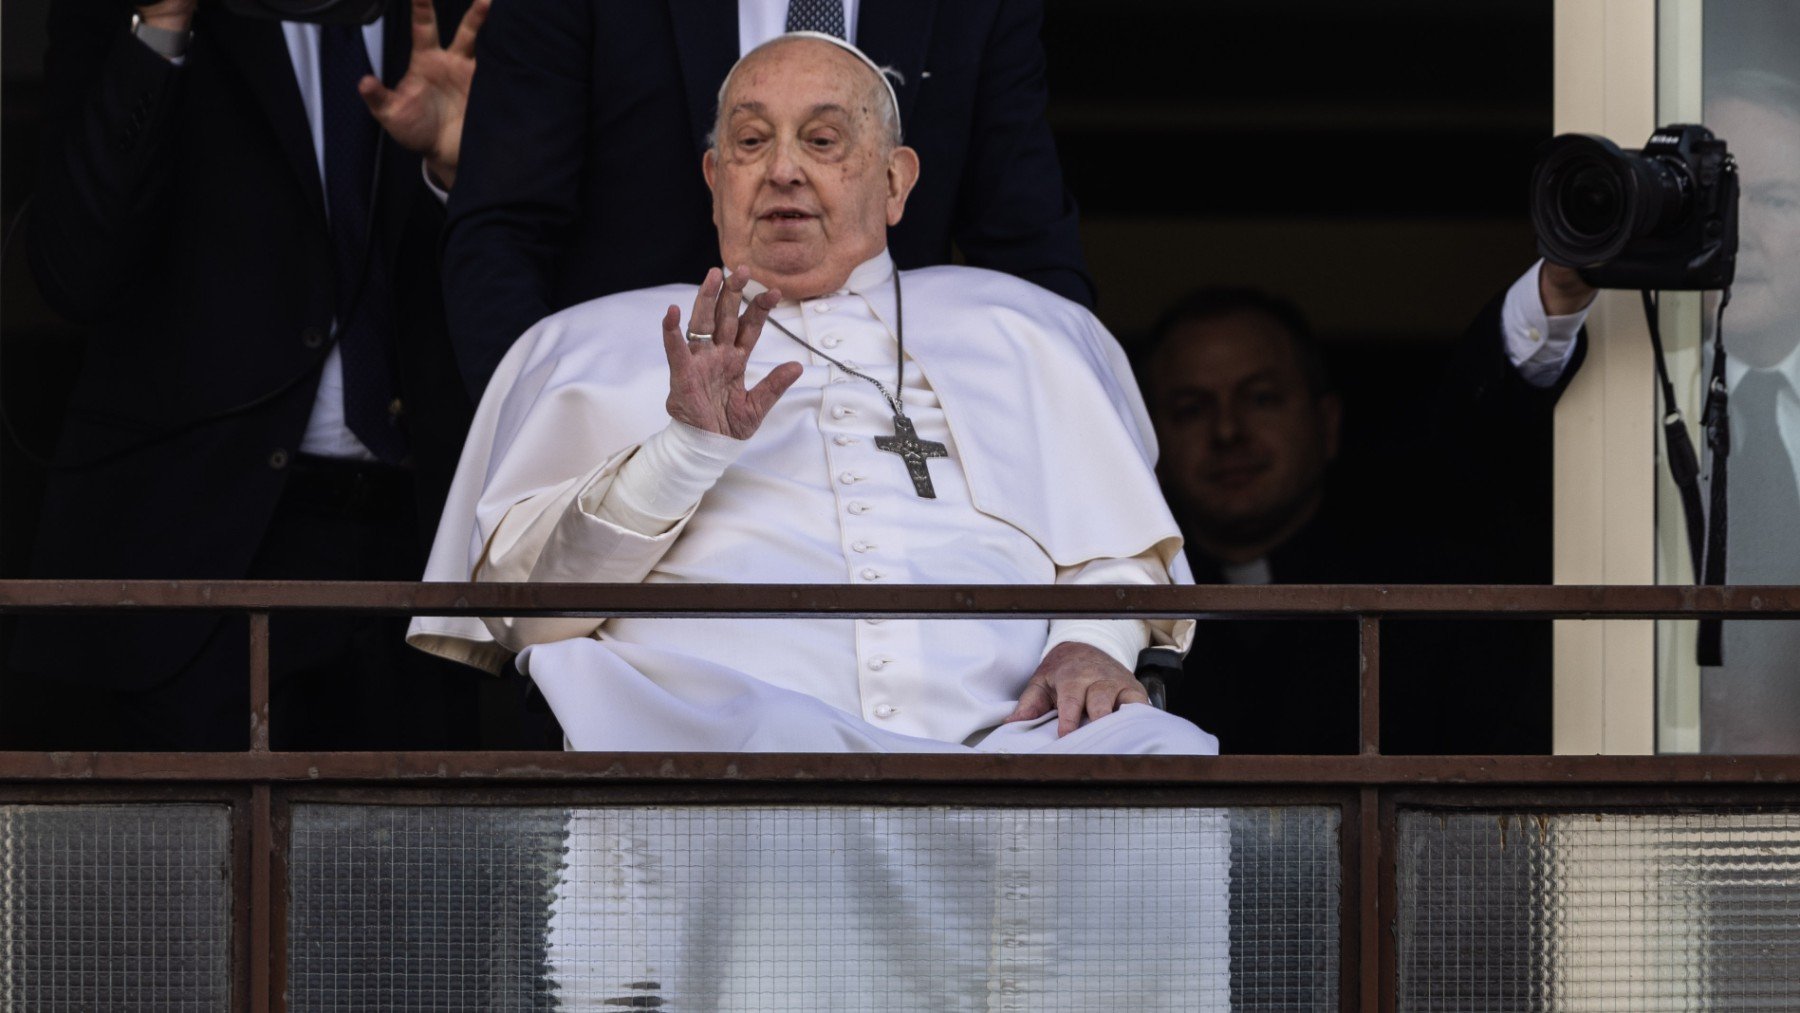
[874,415,948,498]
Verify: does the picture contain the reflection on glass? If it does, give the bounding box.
[1699,6,1800,752]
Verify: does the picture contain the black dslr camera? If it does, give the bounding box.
[1530,124,1738,290]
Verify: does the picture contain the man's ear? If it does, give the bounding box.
[702,148,721,226]
[1319,392,1344,462]
[886,146,921,226]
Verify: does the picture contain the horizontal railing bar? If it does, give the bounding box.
[3,580,1800,618]
[7,751,1800,785]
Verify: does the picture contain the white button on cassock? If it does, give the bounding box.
[859,568,881,581]
[831,405,856,419]
[872,704,895,718]
[838,471,862,485]
[867,656,892,671]
[833,435,858,446]
[822,335,841,348]
[847,502,871,515]
[852,540,874,552]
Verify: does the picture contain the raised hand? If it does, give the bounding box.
[357,0,490,190]
[662,267,804,440]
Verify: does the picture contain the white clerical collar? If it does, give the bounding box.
[1220,557,1273,585]
[736,250,896,305]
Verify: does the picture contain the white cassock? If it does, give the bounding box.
[409,252,1228,1009]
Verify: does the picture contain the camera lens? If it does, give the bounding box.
[1531,134,1637,264]
[1558,163,1625,239]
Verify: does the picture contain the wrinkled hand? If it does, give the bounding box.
[662,267,804,440]
[1004,642,1150,738]
[1540,261,1599,316]
[357,0,489,190]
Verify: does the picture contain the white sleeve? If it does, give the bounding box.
[587,420,745,534]
[1502,260,1589,388]
[1040,553,1168,672]
[474,422,744,651]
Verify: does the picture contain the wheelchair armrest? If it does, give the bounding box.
[1133,646,1184,712]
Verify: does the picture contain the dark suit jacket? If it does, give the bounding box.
[1169,294,1587,755]
[15,5,473,690]
[443,0,1093,397]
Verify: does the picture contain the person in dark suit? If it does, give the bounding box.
[1140,273,1590,755]
[2,0,489,751]
[442,0,1093,398]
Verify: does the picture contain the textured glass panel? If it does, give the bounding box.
[1229,806,1341,1011]
[1398,808,1800,1012]
[287,804,1338,1012]
[0,803,233,1012]
[287,805,566,1011]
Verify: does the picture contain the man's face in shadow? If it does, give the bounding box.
[1712,95,1800,367]
[1146,311,1341,561]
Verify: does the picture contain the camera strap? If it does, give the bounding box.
[1696,291,1732,665]
[1641,289,1731,666]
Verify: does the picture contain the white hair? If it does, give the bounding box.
[707,31,905,152]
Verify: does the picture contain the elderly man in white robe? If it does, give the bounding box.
[412,32,1227,1011]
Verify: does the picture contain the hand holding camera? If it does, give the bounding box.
[1539,262,1597,317]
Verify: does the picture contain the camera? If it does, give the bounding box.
[1530,124,1738,290]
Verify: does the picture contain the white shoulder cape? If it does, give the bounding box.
[409,265,1188,673]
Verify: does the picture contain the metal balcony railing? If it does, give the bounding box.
[3,580,1800,1012]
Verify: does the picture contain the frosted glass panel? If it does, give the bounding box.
[1398,808,1800,1011]
[286,804,1339,1012]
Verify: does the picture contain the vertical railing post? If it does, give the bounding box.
[1357,616,1386,1009]
[248,612,271,753]
[1358,616,1382,756]
[1358,786,1383,1013]
[250,783,273,1013]
[247,611,274,1011]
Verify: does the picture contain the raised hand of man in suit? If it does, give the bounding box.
[357,0,490,190]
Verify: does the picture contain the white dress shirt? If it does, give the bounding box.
[283,21,386,461]
[1501,259,1590,388]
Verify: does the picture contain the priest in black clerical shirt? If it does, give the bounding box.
[1137,283,1584,755]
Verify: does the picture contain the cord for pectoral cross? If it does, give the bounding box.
[762,270,950,497]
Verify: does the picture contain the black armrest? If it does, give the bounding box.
[1133,646,1183,712]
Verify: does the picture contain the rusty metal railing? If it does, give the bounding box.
[4,580,1800,1013]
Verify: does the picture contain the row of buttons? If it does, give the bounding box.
[817,370,902,723]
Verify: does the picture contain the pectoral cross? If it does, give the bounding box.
[875,415,949,498]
